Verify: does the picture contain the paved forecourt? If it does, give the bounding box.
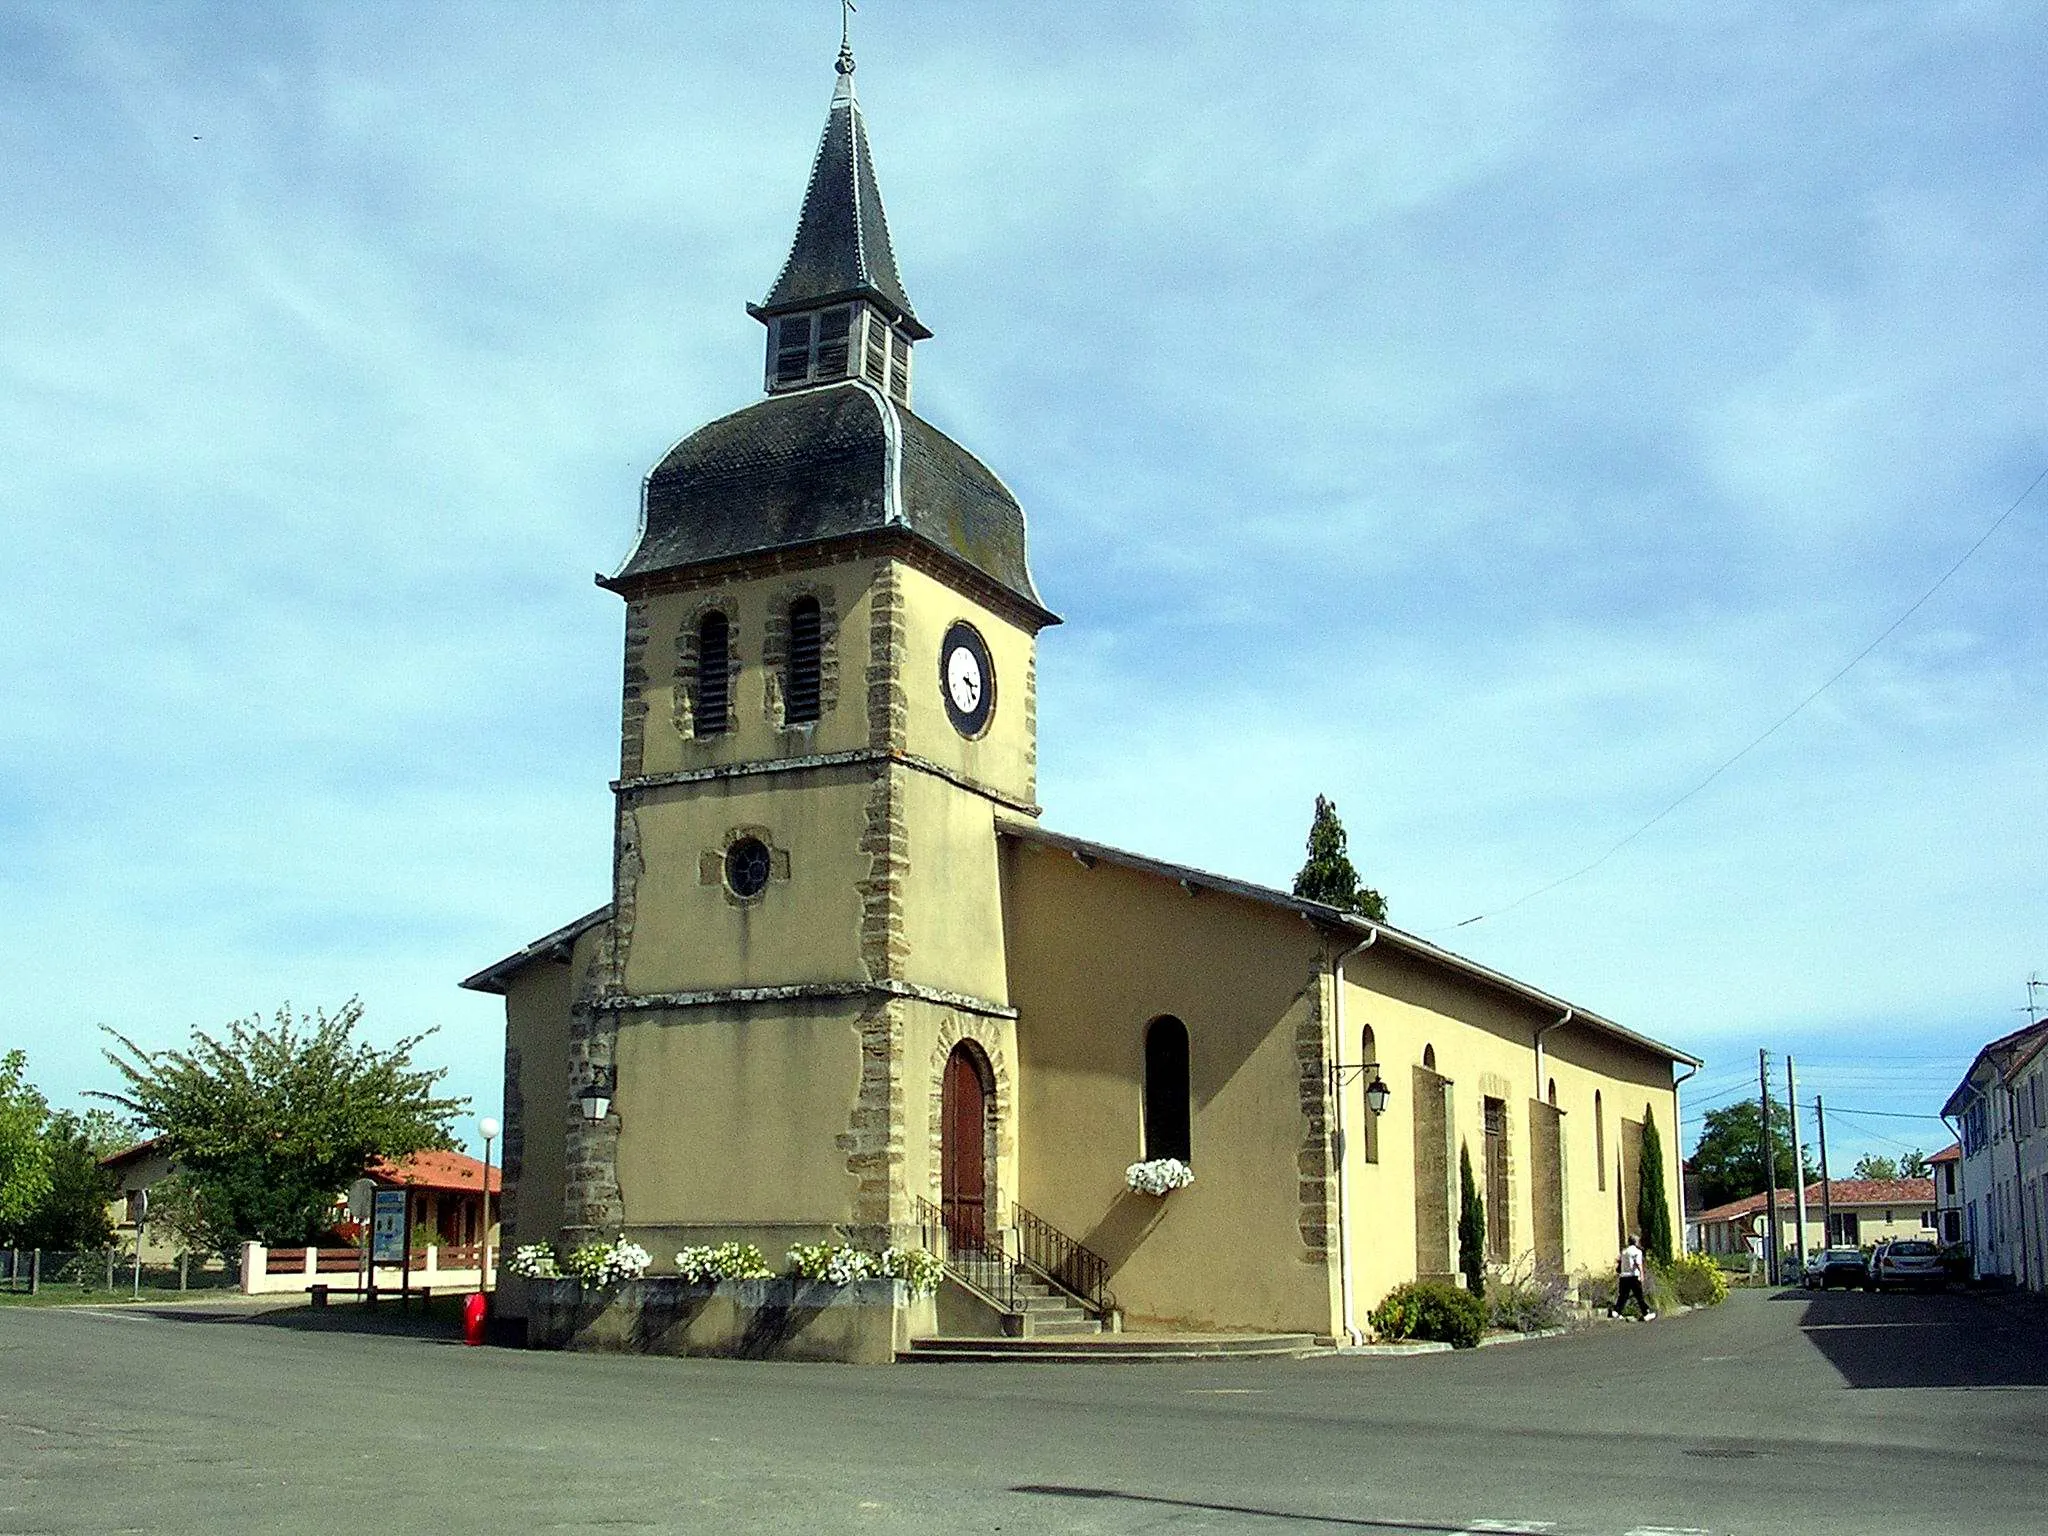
[3,1287,2043,1534]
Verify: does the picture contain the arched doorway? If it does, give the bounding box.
[941,1042,993,1250]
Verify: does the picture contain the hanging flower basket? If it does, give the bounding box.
[1126,1158,1195,1196]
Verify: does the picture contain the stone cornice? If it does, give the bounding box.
[614,747,1041,817]
[600,979,1018,1021]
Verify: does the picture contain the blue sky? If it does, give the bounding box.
[3,2,2042,1171]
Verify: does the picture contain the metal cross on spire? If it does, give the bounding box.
[838,0,857,75]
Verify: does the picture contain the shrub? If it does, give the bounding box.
[674,1242,774,1283]
[1485,1263,1570,1333]
[1577,1269,1617,1313]
[1660,1252,1728,1307]
[1369,1280,1486,1349]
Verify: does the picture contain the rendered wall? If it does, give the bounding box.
[1001,839,1340,1337]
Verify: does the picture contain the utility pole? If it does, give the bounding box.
[1786,1057,1810,1267]
[1759,1049,1780,1285]
[1815,1096,1834,1247]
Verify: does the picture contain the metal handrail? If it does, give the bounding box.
[1012,1202,1116,1316]
[915,1196,1016,1313]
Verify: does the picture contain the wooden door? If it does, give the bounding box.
[941,1044,988,1252]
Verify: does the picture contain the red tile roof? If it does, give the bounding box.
[367,1149,501,1194]
[1930,1142,1961,1165]
[1695,1178,1935,1224]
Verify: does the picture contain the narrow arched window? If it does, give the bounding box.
[1595,1089,1607,1191]
[696,612,731,736]
[1143,1016,1191,1164]
[786,597,822,724]
[1422,1043,1436,1073]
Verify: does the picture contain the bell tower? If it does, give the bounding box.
[566,36,1057,1261]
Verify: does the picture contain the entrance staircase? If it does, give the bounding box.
[911,1197,1114,1341]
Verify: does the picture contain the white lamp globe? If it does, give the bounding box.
[479,1117,501,1141]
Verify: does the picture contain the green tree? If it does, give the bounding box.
[1291,795,1387,922]
[1851,1153,1900,1181]
[1457,1143,1486,1297]
[0,1050,54,1240]
[1688,1100,1815,1210]
[96,1000,465,1258]
[1898,1149,1932,1179]
[1637,1106,1673,1264]
[12,1111,121,1251]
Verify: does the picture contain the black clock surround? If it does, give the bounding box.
[939,620,995,738]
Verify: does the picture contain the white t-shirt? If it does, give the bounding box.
[1619,1243,1645,1279]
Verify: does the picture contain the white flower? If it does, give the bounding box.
[508,1243,560,1279]
[1125,1158,1195,1196]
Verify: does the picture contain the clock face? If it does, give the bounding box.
[939,621,995,737]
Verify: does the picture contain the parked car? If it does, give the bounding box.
[1804,1247,1868,1289]
[1869,1238,1945,1291]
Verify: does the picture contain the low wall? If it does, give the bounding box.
[525,1277,935,1365]
[239,1244,494,1296]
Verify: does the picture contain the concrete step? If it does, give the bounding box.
[899,1332,1321,1363]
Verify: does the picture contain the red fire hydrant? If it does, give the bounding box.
[462,1291,489,1347]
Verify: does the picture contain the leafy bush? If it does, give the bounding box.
[1660,1252,1728,1307]
[1369,1280,1486,1349]
[1485,1264,1570,1333]
[1577,1269,1617,1313]
[674,1242,773,1282]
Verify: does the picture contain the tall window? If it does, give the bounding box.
[1595,1090,1607,1191]
[1483,1097,1510,1262]
[1143,1016,1191,1164]
[785,597,822,724]
[696,612,731,736]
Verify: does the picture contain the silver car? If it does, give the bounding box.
[1870,1237,1945,1291]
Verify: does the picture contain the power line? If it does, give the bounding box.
[1444,462,2048,931]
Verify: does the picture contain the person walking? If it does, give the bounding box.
[1610,1233,1655,1320]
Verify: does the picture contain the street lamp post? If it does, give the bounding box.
[478,1117,500,1294]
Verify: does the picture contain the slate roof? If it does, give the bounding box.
[607,381,1050,618]
[1941,1017,2048,1118]
[753,51,926,337]
[459,906,610,996]
[1695,1178,1936,1225]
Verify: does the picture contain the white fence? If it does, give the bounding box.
[240,1242,495,1296]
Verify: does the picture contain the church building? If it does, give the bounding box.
[463,39,1699,1354]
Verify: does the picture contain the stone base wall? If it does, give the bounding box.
[524,1276,934,1365]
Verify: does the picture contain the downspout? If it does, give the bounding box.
[1535,1008,1573,1106]
[1672,1060,1699,1250]
[1329,926,1378,1346]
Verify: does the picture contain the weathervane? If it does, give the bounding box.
[838,0,857,74]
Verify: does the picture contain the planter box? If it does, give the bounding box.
[525,1276,935,1365]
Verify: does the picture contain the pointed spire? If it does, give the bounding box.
[753,40,927,339]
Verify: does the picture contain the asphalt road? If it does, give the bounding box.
[3,1285,2042,1535]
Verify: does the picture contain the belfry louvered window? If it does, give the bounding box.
[785,597,822,724]
[696,612,731,736]
[814,308,852,378]
[888,329,912,404]
[862,310,889,386]
[774,317,813,387]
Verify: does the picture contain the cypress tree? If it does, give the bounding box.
[1291,795,1387,922]
[1637,1106,1674,1265]
[1457,1142,1486,1297]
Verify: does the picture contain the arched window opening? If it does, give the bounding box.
[1143,1016,1192,1165]
[1422,1043,1437,1073]
[786,597,822,724]
[696,612,731,736]
[1595,1089,1607,1191]
[1358,1024,1380,1164]
[1548,1078,1559,1108]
